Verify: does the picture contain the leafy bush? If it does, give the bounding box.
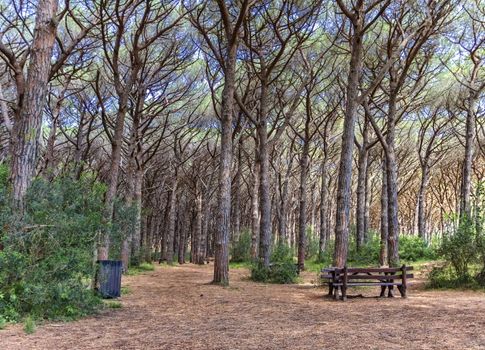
[428,265,478,289]
[0,175,106,322]
[250,244,298,284]
[440,219,478,280]
[230,229,252,263]
[347,236,380,265]
[399,236,437,261]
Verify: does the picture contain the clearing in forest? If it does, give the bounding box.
[1,264,485,350]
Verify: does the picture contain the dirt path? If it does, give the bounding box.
[1,264,485,350]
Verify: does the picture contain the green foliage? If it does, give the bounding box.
[305,229,319,260]
[230,229,252,263]
[428,265,479,289]
[250,244,298,284]
[0,316,6,330]
[109,199,137,260]
[23,315,35,334]
[440,219,478,280]
[347,236,381,265]
[0,176,105,322]
[399,236,438,261]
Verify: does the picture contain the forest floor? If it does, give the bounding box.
[1,263,485,350]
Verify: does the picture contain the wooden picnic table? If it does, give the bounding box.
[320,265,413,301]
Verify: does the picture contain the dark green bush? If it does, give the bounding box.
[230,229,252,263]
[347,236,380,265]
[0,175,106,322]
[250,244,298,284]
[428,265,478,289]
[440,219,478,280]
[399,236,438,261]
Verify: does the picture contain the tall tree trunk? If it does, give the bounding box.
[194,189,204,264]
[10,0,59,208]
[165,177,178,263]
[386,82,400,267]
[257,83,272,268]
[98,91,131,260]
[278,170,290,245]
[417,164,429,240]
[250,159,260,260]
[319,157,329,261]
[356,123,369,250]
[333,14,364,267]
[232,142,242,242]
[460,95,477,219]
[380,157,389,266]
[298,140,310,270]
[131,169,143,263]
[213,45,237,284]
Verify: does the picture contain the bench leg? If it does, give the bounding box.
[342,286,347,301]
[328,284,334,296]
[379,285,386,298]
[333,286,339,300]
[387,285,394,298]
[398,285,407,298]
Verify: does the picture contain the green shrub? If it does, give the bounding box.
[230,230,252,263]
[0,176,106,322]
[440,219,478,280]
[399,236,437,261]
[250,244,298,284]
[347,236,380,265]
[250,263,270,282]
[23,315,35,334]
[428,265,478,289]
[0,316,6,330]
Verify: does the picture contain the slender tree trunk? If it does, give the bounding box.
[201,193,210,262]
[258,84,272,268]
[213,46,237,284]
[278,170,290,245]
[460,95,477,219]
[165,176,178,263]
[250,159,260,260]
[380,158,389,266]
[417,164,429,240]
[195,190,204,264]
[319,157,329,261]
[10,0,59,208]
[334,15,364,267]
[386,85,400,267]
[298,140,310,270]
[356,139,369,250]
[232,143,242,242]
[131,168,143,263]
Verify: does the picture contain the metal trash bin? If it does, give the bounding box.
[96,260,122,298]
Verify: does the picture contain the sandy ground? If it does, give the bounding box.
[1,263,485,350]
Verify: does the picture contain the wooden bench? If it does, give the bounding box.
[321,265,413,301]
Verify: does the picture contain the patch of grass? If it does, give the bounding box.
[229,261,252,269]
[127,262,155,275]
[0,316,7,330]
[121,286,131,295]
[23,316,35,334]
[104,301,122,309]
